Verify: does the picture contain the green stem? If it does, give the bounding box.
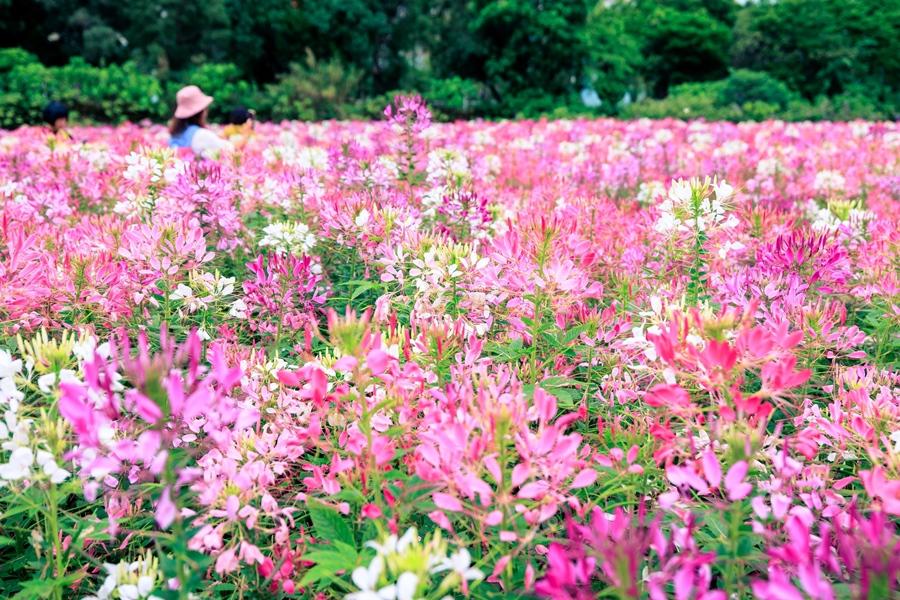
[724,502,743,594]
[46,485,64,600]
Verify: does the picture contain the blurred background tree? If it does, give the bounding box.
[0,0,896,124]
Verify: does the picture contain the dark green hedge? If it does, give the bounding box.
[0,49,894,128]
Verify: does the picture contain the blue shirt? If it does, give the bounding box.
[169,124,199,149]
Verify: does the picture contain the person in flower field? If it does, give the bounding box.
[167,85,232,159]
[42,100,72,139]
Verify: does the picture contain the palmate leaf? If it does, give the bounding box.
[299,540,359,588]
[308,499,356,546]
[484,338,527,362]
[11,572,83,600]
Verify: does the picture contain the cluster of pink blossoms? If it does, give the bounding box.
[0,104,897,598]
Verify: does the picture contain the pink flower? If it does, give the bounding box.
[156,487,177,529]
[366,348,391,375]
[361,504,383,519]
[702,451,722,489]
[724,461,752,501]
[433,492,464,512]
[645,384,691,408]
[860,468,900,515]
[215,547,239,575]
[58,382,102,446]
[570,468,597,489]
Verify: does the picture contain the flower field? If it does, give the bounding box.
[1,100,898,599]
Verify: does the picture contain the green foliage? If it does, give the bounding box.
[0,57,166,128]
[423,77,493,119]
[731,0,899,103]
[636,2,733,97]
[470,0,592,103]
[0,47,38,73]
[307,499,356,546]
[262,51,364,121]
[622,70,894,122]
[0,0,896,123]
[719,69,796,109]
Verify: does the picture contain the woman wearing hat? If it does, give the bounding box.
[168,85,231,158]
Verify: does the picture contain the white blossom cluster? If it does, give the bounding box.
[654,177,738,235]
[263,142,329,172]
[636,180,666,206]
[121,150,183,185]
[347,528,483,600]
[258,220,317,255]
[0,350,71,484]
[82,552,162,600]
[804,199,873,237]
[423,148,472,217]
[813,170,846,195]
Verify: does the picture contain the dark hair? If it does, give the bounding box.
[228,106,253,125]
[42,101,68,125]
[168,110,207,136]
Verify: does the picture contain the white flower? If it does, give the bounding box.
[394,572,419,600]
[431,548,484,582]
[714,140,748,157]
[657,178,734,235]
[72,335,105,364]
[37,450,70,484]
[37,369,78,393]
[427,149,470,186]
[228,299,248,319]
[118,585,141,600]
[624,326,657,361]
[668,179,693,204]
[347,556,396,600]
[84,565,118,599]
[813,170,846,194]
[86,554,160,599]
[0,374,24,407]
[756,158,781,178]
[259,221,317,255]
[0,409,31,451]
[0,446,34,480]
[366,528,417,557]
[653,208,680,234]
[636,181,665,205]
[193,271,235,299]
[0,350,22,379]
[169,284,194,302]
[170,284,208,313]
[137,576,155,596]
[713,181,734,203]
[890,431,900,453]
[654,129,673,144]
[718,240,746,259]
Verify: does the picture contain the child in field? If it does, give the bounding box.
[223,106,256,147]
[43,101,72,140]
[168,85,232,159]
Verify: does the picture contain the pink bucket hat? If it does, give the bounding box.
[174,85,214,119]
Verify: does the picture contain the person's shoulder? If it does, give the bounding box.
[192,127,232,156]
[193,127,221,142]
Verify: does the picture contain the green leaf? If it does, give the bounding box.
[485,338,526,362]
[299,541,358,587]
[12,573,82,600]
[308,500,355,546]
[350,280,381,300]
[298,564,342,588]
